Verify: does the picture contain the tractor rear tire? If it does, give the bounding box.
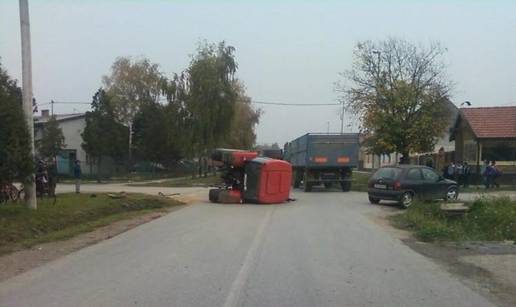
[209,189,221,203]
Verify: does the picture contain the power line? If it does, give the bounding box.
[251,100,341,106]
[38,100,342,107]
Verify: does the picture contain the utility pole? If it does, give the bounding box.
[19,0,37,209]
[340,103,344,134]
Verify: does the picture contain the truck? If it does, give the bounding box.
[284,133,359,192]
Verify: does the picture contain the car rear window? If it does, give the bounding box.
[372,167,401,180]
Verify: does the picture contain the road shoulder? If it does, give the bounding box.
[365,203,516,307]
[0,204,186,283]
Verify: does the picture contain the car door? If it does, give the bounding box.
[404,168,424,198]
[421,168,443,200]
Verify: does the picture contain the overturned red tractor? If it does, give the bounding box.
[209,149,292,204]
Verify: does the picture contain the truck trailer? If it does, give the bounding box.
[284,133,359,192]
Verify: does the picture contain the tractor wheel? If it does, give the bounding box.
[209,189,221,203]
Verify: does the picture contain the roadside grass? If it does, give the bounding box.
[351,171,370,192]
[0,193,183,255]
[392,196,516,242]
[129,174,223,187]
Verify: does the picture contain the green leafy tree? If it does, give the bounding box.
[82,89,128,181]
[132,101,188,168]
[187,41,238,157]
[0,62,33,184]
[338,38,452,163]
[102,57,165,162]
[38,116,65,161]
[224,81,261,149]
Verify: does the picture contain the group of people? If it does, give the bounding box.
[481,160,502,189]
[442,160,503,189]
[442,161,471,187]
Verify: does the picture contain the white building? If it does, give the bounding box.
[34,110,92,175]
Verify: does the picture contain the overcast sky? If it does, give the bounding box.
[1,0,515,145]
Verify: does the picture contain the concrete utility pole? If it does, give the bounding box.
[19,0,37,209]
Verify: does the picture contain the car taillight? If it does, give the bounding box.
[394,181,401,191]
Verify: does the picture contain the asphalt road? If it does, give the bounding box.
[0,189,502,307]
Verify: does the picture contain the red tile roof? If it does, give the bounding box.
[460,106,516,138]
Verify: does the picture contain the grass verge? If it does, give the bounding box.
[392,196,516,242]
[130,175,223,187]
[0,193,183,255]
[351,171,370,192]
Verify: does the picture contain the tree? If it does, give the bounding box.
[82,89,128,181]
[187,41,238,157]
[0,61,34,184]
[38,116,65,161]
[224,81,261,149]
[338,38,452,163]
[132,101,187,168]
[102,57,165,163]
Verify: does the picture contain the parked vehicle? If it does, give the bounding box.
[367,165,459,208]
[284,133,359,192]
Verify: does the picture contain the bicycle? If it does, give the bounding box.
[0,182,24,203]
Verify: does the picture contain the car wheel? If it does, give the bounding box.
[368,196,380,204]
[445,187,458,201]
[400,192,414,209]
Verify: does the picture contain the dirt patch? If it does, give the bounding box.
[461,254,516,291]
[403,239,516,307]
[368,205,516,307]
[0,205,186,283]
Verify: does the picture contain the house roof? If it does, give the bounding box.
[34,113,85,125]
[460,106,516,138]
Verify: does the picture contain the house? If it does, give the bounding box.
[34,110,116,176]
[360,100,459,170]
[450,106,516,183]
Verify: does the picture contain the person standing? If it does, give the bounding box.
[481,160,490,189]
[491,161,501,188]
[456,162,464,186]
[447,162,455,180]
[463,162,470,187]
[48,158,58,197]
[74,160,82,194]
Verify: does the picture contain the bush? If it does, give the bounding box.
[392,196,516,242]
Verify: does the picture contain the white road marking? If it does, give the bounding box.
[223,207,274,307]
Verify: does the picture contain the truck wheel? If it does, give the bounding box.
[293,180,300,188]
[340,182,351,192]
[304,183,312,192]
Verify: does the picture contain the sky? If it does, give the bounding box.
[1,0,515,145]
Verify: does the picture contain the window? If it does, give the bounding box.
[421,168,439,182]
[406,168,422,180]
[482,142,516,161]
[372,167,401,180]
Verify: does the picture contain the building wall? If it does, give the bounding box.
[35,117,94,175]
